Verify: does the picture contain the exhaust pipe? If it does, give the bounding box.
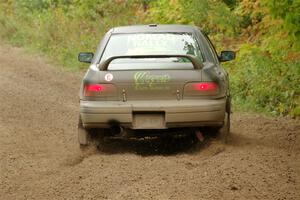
[108,119,124,135]
[113,126,124,135]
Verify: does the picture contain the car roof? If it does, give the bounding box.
[111,24,198,34]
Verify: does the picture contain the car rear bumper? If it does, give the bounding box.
[80,99,226,129]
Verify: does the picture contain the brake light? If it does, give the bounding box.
[83,83,117,97]
[84,84,105,97]
[194,82,218,91]
[86,84,104,92]
[184,82,219,96]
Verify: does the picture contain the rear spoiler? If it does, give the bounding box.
[98,54,203,70]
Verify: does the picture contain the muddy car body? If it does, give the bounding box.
[78,24,235,146]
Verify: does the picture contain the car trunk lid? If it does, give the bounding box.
[100,69,202,101]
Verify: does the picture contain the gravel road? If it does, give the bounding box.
[0,45,299,200]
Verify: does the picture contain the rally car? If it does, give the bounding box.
[77,24,235,148]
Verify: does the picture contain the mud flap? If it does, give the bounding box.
[78,116,92,145]
[219,112,230,143]
[226,95,231,114]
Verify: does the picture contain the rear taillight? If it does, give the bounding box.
[84,83,116,97]
[194,82,218,91]
[184,82,219,96]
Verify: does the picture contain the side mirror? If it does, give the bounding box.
[78,52,94,63]
[219,51,236,62]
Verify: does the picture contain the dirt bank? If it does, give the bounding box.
[0,45,299,200]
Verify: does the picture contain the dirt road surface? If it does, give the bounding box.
[0,45,299,200]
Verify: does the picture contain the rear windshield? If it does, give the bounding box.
[100,33,204,70]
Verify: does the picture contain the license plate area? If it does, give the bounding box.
[132,112,166,129]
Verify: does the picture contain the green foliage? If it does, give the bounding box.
[227,44,299,116]
[268,0,300,42]
[146,0,187,24]
[223,0,237,9]
[147,0,238,36]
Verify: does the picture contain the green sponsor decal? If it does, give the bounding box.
[134,72,171,90]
